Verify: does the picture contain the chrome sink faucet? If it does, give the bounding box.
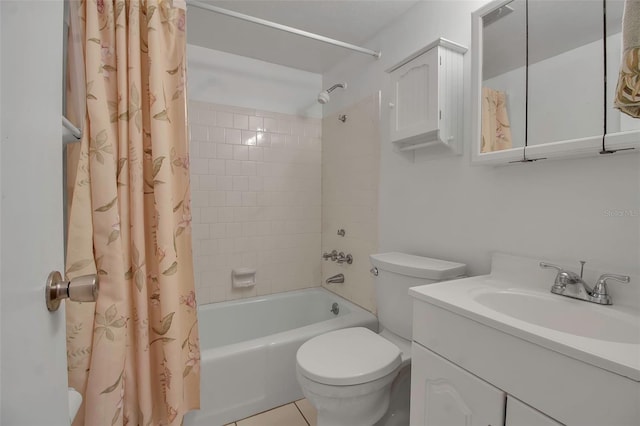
[540,261,630,305]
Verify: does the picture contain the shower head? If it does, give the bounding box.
[317,91,331,104]
[317,82,347,104]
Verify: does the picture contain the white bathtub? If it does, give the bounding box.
[184,287,378,426]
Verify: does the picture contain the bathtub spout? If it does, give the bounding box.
[325,274,344,284]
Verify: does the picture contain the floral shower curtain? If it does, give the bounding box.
[65,1,199,425]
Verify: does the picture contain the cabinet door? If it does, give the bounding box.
[390,47,439,143]
[411,343,505,426]
[506,396,563,426]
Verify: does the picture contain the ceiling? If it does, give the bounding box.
[186,0,420,74]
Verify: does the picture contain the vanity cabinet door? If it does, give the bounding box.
[506,396,563,426]
[410,342,506,426]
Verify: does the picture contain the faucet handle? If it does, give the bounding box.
[539,262,580,276]
[539,262,564,272]
[322,250,338,261]
[592,273,630,295]
[336,252,353,264]
[539,262,581,287]
[596,273,630,284]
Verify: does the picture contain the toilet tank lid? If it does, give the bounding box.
[370,252,466,280]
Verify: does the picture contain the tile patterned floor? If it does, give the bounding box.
[226,399,317,426]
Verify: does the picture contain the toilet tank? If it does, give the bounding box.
[370,253,466,341]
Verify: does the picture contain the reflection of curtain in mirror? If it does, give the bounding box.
[65,0,85,244]
[482,87,513,152]
[614,0,640,118]
[66,0,85,130]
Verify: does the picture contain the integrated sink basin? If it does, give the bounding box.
[473,289,640,344]
[409,254,640,382]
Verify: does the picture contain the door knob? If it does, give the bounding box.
[45,271,99,311]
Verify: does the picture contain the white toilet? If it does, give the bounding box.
[296,252,466,426]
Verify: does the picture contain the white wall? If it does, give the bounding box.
[324,0,640,278]
[187,44,323,118]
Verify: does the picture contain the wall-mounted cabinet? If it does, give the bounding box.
[388,38,467,156]
[471,0,640,165]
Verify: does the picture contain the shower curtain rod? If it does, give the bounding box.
[186,0,382,59]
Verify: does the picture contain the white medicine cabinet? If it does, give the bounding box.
[388,38,467,157]
[471,0,640,165]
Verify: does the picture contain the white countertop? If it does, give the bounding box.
[409,255,640,382]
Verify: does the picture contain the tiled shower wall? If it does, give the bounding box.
[188,101,322,304]
[321,94,380,313]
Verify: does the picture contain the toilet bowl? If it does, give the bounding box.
[296,252,466,426]
[296,327,405,426]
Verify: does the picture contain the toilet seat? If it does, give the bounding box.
[296,327,402,386]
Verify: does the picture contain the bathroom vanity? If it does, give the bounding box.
[408,253,640,426]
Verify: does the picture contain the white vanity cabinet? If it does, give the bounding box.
[411,342,505,426]
[387,38,467,155]
[410,295,639,426]
[411,343,564,426]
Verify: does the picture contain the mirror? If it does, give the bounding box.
[472,0,639,164]
[527,0,603,146]
[481,0,526,153]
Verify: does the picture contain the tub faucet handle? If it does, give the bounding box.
[336,252,353,264]
[323,250,338,261]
